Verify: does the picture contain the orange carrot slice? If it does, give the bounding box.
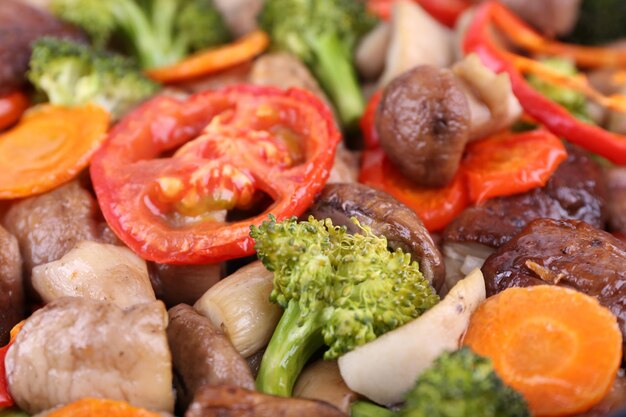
[0,104,109,199]
[46,398,162,417]
[146,31,269,84]
[464,286,622,416]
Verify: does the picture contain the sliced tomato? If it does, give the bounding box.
[0,91,29,131]
[359,148,468,231]
[90,85,340,264]
[360,90,382,149]
[0,104,109,199]
[463,130,567,204]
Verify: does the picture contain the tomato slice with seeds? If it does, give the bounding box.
[90,85,340,264]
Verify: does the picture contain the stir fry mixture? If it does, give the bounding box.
[2,0,626,416]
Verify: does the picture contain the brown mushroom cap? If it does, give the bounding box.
[376,65,471,187]
[310,183,445,292]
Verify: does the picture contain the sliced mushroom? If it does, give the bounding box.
[185,385,346,417]
[379,0,453,86]
[6,298,174,414]
[452,54,522,141]
[0,224,22,345]
[338,269,485,405]
[194,261,281,358]
[32,241,155,309]
[376,65,471,187]
[167,304,254,412]
[294,360,358,414]
[311,183,445,291]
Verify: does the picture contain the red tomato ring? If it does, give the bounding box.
[90,85,340,264]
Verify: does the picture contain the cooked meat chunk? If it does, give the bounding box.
[377,65,470,187]
[443,145,606,248]
[0,224,23,345]
[31,241,155,309]
[3,181,114,281]
[497,0,581,37]
[482,219,626,354]
[0,0,85,94]
[606,166,626,234]
[310,183,445,291]
[185,385,346,417]
[150,263,222,307]
[5,298,174,414]
[167,304,254,411]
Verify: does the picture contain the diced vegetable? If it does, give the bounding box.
[28,38,158,120]
[44,398,162,417]
[464,285,622,416]
[338,269,484,405]
[0,104,109,199]
[50,0,231,68]
[252,216,439,397]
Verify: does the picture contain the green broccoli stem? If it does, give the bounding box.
[256,302,325,397]
[309,33,365,129]
[350,401,394,417]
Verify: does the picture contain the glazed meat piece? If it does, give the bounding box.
[376,65,471,187]
[185,385,346,417]
[150,263,222,307]
[5,297,174,414]
[3,181,114,280]
[0,0,85,94]
[482,219,626,353]
[167,304,255,411]
[606,166,626,234]
[31,241,155,309]
[0,224,23,345]
[310,183,445,291]
[443,145,606,248]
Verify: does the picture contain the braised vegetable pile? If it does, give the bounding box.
[0,0,626,417]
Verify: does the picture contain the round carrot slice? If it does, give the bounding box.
[463,285,622,416]
[0,104,109,199]
[46,398,162,417]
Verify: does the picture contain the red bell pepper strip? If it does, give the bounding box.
[0,91,28,132]
[91,85,340,264]
[359,148,468,231]
[367,0,471,27]
[0,322,24,408]
[360,90,382,149]
[463,1,626,164]
[463,130,567,204]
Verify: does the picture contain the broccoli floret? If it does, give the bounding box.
[251,215,439,397]
[527,57,592,123]
[28,37,159,119]
[259,0,377,128]
[566,0,626,45]
[351,348,530,417]
[50,0,231,68]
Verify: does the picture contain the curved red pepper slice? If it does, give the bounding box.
[91,85,340,264]
[463,1,626,164]
[0,322,23,408]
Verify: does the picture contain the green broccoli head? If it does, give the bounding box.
[259,0,377,128]
[50,0,231,68]
[28,37,159,119]
[527,57,592,123]
[252,215,439,396]
[399,348,530,417]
